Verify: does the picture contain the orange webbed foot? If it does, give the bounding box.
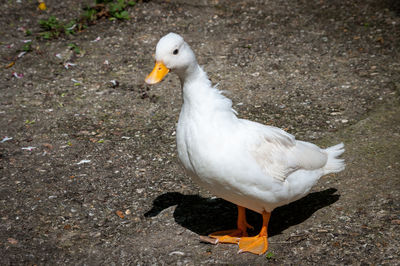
[238,210,271,255]
[238,235,268,255]
[209,229,245,244]
[209,205,253,244]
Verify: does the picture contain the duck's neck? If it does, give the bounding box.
[178,63,235,116]
[178,63,211,104]
[177,62,204,86]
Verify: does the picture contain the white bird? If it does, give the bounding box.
[145,33,345,255]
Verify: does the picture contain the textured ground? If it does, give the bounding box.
[0,0,399,264]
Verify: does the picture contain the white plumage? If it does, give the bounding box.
[145,33,345,255]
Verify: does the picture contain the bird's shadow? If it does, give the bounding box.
[144,188,339,237]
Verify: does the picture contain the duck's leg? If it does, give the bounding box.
[238,210,270,255]
[209,205,253,244]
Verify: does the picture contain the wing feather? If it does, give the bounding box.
[244,120,327,182]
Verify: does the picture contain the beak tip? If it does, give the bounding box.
[144,77,155,85]
[145,61,169,85]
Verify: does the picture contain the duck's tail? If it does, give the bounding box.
[323,143,345,175]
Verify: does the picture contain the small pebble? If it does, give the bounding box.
[169,251,185,256]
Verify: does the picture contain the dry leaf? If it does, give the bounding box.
[8,238,18,245]
[64,224,72,230]
[199,235,218,245]
[116,210,124,219]
[5,62,15,69]
[43,143,53,149]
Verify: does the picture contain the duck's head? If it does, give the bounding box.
[145,33,197,84]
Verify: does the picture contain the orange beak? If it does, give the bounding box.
[145,61,170,84]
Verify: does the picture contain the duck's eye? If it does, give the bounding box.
[173,49,179,55]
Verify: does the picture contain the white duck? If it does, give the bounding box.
[145,33,345,255]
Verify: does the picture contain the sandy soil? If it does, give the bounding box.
[0,0,399,264]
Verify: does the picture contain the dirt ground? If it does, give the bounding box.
[1,0,399,264]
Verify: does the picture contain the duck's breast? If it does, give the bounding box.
[176,108,288,212]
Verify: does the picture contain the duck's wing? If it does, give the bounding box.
[243,120,327,182]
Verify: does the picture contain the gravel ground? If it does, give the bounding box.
[0,0,399,264]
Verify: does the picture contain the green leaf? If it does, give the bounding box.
[64,20,77,35]
[22,41,32,52]
[40,32,52,39]
[117,10,130,20]
[83,8,97,22]
[39,15,60,31]
[266,251,275,259]
[68,43,81,54]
